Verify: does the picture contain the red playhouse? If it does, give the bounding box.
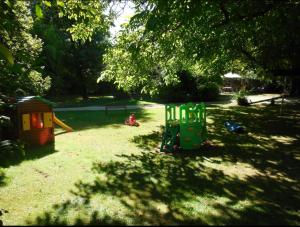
[14,96,55,146]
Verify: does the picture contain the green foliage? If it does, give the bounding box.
[35,4,43,19]
[1,0,111,98]
[0,168,6,186]
[133,0,300,77]
[234,89,250,106]
[0,43,14,65]
[102,28,223,100]
[28,70,51,95]
[44,1,52,7]
[100,27,193,96]
[101,0,300,95]
[0,96,23,160]
[0,0,48,96]
[157,70,199,102]
[32,1,110,98]
[32,0,109,43]
[197,82,220,102]
[0,93,15,142]
[56,0,110,43]
[0,115,11,128]
[0,140,25,167]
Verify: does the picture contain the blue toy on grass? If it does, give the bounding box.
[224,121,245,133]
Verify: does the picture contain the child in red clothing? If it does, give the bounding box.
[125,113,140,126]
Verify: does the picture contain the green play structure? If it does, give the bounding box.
[160,102,207,152]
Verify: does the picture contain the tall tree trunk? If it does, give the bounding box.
[81,84,88,100]
[80,73,88,100]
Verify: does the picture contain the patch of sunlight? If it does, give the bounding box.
[223,188,237,198]
[204,161,260,180]
[247,133,277,149]
[180,196,247,223]
[260,168,296,183]
[91,95,114,99]
[209,139,225,146]
[270,135,298,145]
[267,160,278,165]
[202,198,256,224]
[206,118,214,124]
[238,142,272,151]
[248,133,271,142]
[156,203,169,215]
[88,195,131,223]
[235,111,250,115]
[181,196,224,214]
[75,97,83,101]
[117,198,172,224]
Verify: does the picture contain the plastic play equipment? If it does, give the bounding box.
[53,114,73,132]
[224,121,245,133]
[160,102,207,152]
[15,96,55,146]
[125,113,140,126]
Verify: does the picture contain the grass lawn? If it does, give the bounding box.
[49,95,161,108]
[48,93,235,108]
[0,103,299,225]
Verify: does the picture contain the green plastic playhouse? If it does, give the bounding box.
[160,102,207,152]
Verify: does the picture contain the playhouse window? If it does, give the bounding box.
[31,113,44,129]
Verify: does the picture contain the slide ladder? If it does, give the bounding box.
[160,124,180,152]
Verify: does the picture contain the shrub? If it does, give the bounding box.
[0,140,25,166]
[197,82,220,101]
[234,90,250,106]
[28,70,51,96]
[0,169,6,185]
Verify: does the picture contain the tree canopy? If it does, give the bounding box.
[0,0,49,95]
[32,0,111,98]
[100,0,300,95]
[0,0,112,97]
[1,0,300,97]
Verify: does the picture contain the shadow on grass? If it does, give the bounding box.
[26,103,300,225]
[130,126,164,151]
[54,109,153,132]
[54,131,69,136]
[25,143,58,160]
[50,95,125,108]
[27,150,300,225]
[0,170,8,225]
[28,209,126,226]
[0,143,58,168]
[51,93,234,108]
[51,95,161,108]
[0,169,7,187]
[205,104,300,171]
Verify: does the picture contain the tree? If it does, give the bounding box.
[101,0,300,95]
[0,0,50,96]
[32,0,111,43]
[32,0,111,98]
[0,0,50,149]
[100,25,195,96]
[66,31,110,99]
